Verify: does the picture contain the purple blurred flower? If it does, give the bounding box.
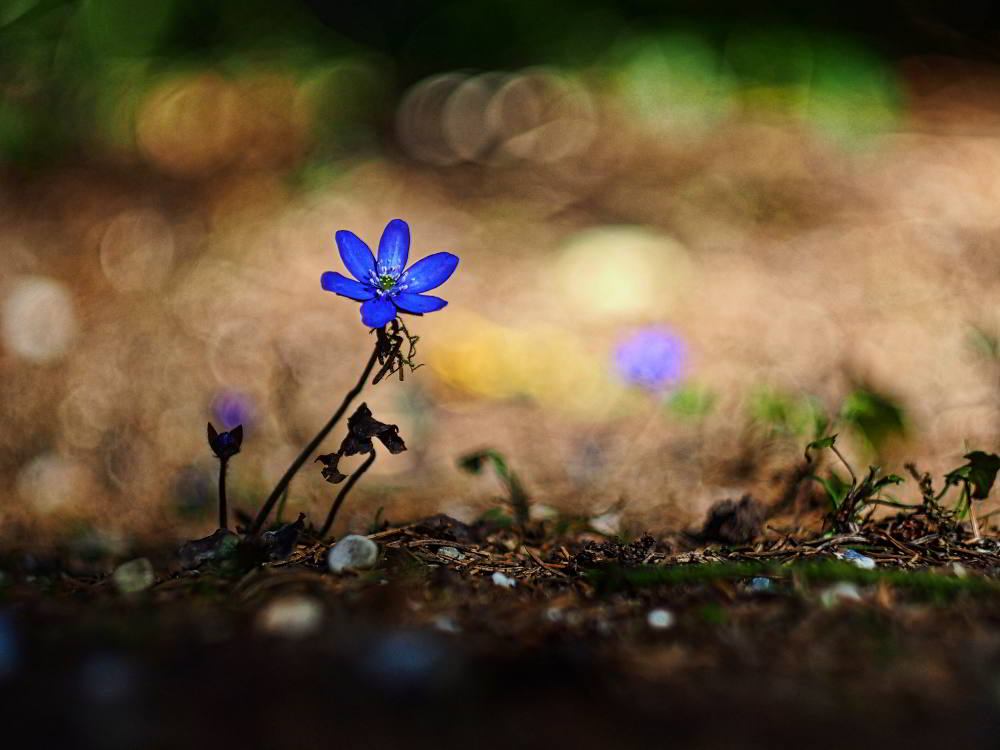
[212,391,254,430]
[321,219,459,328]
[614,326,687,391]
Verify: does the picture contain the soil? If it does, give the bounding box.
[3,516,1000,749]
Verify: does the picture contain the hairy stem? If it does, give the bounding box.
[320,451,377,538]
[250,344,379,535]
[218,458,229,530]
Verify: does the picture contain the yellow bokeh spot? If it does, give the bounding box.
[427,313,627,418]
[555,226,694,320]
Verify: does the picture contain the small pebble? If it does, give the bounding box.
[820,582,862,608]
[491,571,517,589]
[544,607,564,623]
[112,558,155,594]
[750,577,774,592]
[328,535,378,574]
[257,596,323,638]
[838,549,876,570]
[589,511,622,536]
[437,546,465,561]
[953,562,968,579]
[432,615,461,634]
[529,504,559,522]
[646,608,675,630]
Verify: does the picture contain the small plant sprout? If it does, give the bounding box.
[458,448,530,526]
[248,219,458,536]
[805,434,904,533]
[943,451,1000,542]
[315,403,407,538]
[207,422,242,530]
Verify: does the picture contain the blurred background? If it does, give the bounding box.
[1,0,999,548]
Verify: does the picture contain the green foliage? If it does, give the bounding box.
[805,433,838,462]
[804,433,904,529]
[945,452,1000,501]
[459,448,530,525]
[840,387,906,455]
[587,560,999,602]
[697,602,728,625]
[665,383,716,420]
[479,507,515,528]
[968,325,1000,361]
[814,469,851,510]
[750,387,827,438]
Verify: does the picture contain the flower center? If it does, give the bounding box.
[376,274,396,292]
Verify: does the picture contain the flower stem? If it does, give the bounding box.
[250,344,380,535]
[320,451,377,538]
[218,458,229,530]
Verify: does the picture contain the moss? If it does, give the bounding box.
[587,559,1000,601]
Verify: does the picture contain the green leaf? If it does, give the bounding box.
[459,448,530,524]
[665,383,716,419]
[872,473,905,493]
[968,326,1000,361]
[813,469,850,509]
[750,388,826,437]
[945,451,1000,500]
[479,507,514,527]
[805,434,837,462]
[458,449,510,480]
[840,388,906,455]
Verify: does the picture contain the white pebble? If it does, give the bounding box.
[820,582,862,608]
[112,558,155,594]
[589,511,622,536]
[838,549,876,570]
[257,596,323,637]
[491,571,517,589]
[544,607,564,623]
[327,534,378,573]
[432,615,461,634]
[646,608,675,630]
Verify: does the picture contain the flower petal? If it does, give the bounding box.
[377,219,410,277]
[400,252,459,293]
[321,271,375,301]
[335,230,376,283]
[393,292,448,314]
[360,297,397,328]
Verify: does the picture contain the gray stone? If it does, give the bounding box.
[112,558,155,594]
[328,534,378,573]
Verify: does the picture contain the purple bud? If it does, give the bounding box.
[212,391,254,430]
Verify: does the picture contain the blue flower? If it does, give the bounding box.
[321,219,459,328]
[614,326,686,391]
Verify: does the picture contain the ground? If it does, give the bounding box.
[4,513,1000,749]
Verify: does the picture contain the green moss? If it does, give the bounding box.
[587,559,1000,601]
